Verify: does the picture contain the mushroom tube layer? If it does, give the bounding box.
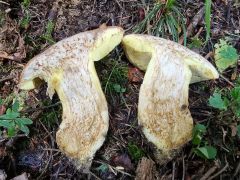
[19,26,124,170]
[122,34,219,156]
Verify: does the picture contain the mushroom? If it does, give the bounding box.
[122,34,219,159]
[19,25,124,170]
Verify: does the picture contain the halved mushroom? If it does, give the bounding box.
[122,34,218,159]
[19,25,124,170]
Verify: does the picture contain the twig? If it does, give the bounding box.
[200,163,219,180]
[208,163,229,180]
[172,161,176,180]
[0,1,9,5]
[23,101,61,113]
[182,155,185,180]
[94,160,134,177]
[0,76,14,83]
[219,74,234,87]
[48,0,60,21]
[234,160,240,176]
[179,7,204,45]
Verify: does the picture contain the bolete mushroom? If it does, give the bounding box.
[19,25,124,170]
[122,34,219,159]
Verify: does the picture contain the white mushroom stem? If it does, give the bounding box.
[19,25,124,170]
[122,34,219,156]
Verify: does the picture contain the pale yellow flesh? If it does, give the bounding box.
[19,26,124,170]
[122,34,219,155]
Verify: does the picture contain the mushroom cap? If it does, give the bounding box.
[122,34,219,84]
[19,26,124,170]
[122,34,219,155]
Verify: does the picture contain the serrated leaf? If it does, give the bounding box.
[17,118,33,125]
[194,146,217,159]
[231,87,240,101]
[0,98,2,105]
[214,40,239,72]
[209,92,228,110]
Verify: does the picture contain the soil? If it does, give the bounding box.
[0,0,240,179]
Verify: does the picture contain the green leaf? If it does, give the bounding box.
[231,87,240,101]
[19,125,30,135]
[193,124,207,134]
[192,124,207,145]
[0,111,20,119]
[214,40,239,72]
[208,92,228,110]
[22,0,31,7]
[113,84,126,93]
[7,126,16,137]
[17,118,33,125]
[0,98,3,105]
[12,100,20,112]
[237,125,240,137]
[194,146,217,159]
[127,143,145,161]
[0,120,12,128]
[96,164,108,173]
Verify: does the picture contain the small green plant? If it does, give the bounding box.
[96,163,109,173]
[192,124,217,159]
[100,60,128,96]
[41,20,55,44]
[135,0,187,45]
[127,142,145,161]
[22,0,31,7]
[214,39,239,72]
[209,86,240,117]
[204,0,211,41]
[0,99,32,137]
[20,0,31,29]
[188,37,204,49]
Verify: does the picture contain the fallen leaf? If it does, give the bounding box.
[230,123,238,137]
[11,172,28,180]
[128,67,144,83]
[138,8,145,21]
[0,105,6,115]
[111,154,134,171]
[135,157,156,180]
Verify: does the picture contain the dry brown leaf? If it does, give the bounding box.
[135,157,156,180]
[0,105,6,115]
[111,154,134,171]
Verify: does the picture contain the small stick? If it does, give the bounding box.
[200,164,218,180]
[0,76,14,83]
[234,160,240,176]
[208,163,229,180]
[0,1,9,5]
[179,7,204,45]
[219,74,234,87]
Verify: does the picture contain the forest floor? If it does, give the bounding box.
[0,0,240,179]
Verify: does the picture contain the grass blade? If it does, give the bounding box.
[205,0,212,41]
